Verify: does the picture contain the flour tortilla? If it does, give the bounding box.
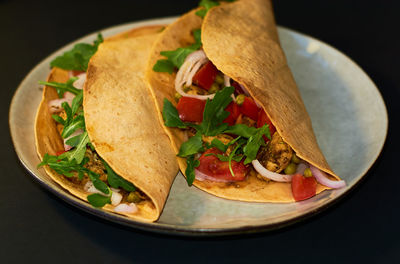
[146,1,340,202]
[35,25,179,222]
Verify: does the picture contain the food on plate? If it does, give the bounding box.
[146,0,345,202]
[35,25,179,222]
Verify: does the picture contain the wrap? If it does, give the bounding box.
[146,0,340,202]
[35,25,179,222]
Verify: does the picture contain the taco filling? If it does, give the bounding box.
[149,0,346,202]
[39,69,148,211]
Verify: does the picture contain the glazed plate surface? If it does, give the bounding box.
[9,17,388,235]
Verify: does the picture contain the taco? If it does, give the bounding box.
[146,0,345,202]
[35,25,179,222]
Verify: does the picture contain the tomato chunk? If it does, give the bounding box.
[257,110,276,142]
[197,148,248,182]
[223,102,240,126]
[71,70,85,76]
[291,174,317,201]
[177,97,206,122]
[55,150,66,156]
[239,97,259,121]
[192,61,219,90]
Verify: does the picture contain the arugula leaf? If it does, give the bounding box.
[39,77,80,98]
[210,138,228,152]
[243,125,270,164]
[50,33,103,71]
[92,179,110,195]
[52,114,65,126]
[198,86,234,136]
[178,132,203,157]
[223,124,259,138]
[38,153,93,179]
[196,0,220,18]
[61,115,85,139]
[185,155,200,186]
[153,29,202,73]
[153,59,175,74]
[103,161,136,192]
[61,131,90,164]
[162,98,187,128]
[87,193,111,208]
[195,0,236,18]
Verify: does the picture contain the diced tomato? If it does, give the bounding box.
[223,102,240,126]
[291,174,317,201]
[71,70,85,76]
[239,97,259,121]
[197,148,248,182]
[192,61,219,90]
[257,110,276,142]
[177,97,206,123]
[55,150,66,156]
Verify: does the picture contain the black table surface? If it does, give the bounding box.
[2,0,399,263]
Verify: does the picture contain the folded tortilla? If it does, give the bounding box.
[35,25,179,222]
[146,0,340,202]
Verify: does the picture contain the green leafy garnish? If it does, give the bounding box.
[196,0,220,18]
[162,98,187,128]
[243,125,270,164]
[185,155,200,186]
[197,86,234,136]
[224,124,259,138]
[87,193,111,208]
[178,132,204,157]
[104,161,136,192]
[39,77,80,98]
[50,33,103,71]
[195,0,236,18]
[60,132,90,164]
[210,138,228,152]
[153,29,202,73]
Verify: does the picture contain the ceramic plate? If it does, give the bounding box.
[9,17,388,236]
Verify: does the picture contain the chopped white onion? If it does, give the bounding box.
[63,128,84,151]
[48,98,73,114]
[252,159,293,182]
[84,181,104,194]
[47,72,85,114]
[114,203,138,214]
[72,72,86,90]
[195,169,230,183]
[309,165,346,189]
[111,191,123,206]
[224,74,231,87]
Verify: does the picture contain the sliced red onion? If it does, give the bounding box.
[114,203,138,214]
[309,165,346,189]
[194,169,230,183]
[175,50,215,100]
[252,159,293,182]
[111,191,123,206]
[63,128,84,151]
[296,163,307,175]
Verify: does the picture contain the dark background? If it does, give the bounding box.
[2,0,399,263]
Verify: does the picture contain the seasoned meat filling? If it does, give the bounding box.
[257,132,293,173]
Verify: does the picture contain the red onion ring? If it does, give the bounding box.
[175,50,214,100]
[309,165,346,189]
[194,169,230,183]
[252,159,293,182]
